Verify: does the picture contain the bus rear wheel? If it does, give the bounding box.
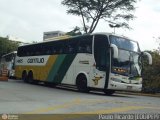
[76,75,89,93]
[22,71,28,83]
[28,71,33,83]
[103,89,115,95]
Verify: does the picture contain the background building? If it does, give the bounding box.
[43,31,66,41]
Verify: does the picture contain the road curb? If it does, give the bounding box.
[116,91,160,97]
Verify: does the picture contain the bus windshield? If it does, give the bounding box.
[110,35,139,52]
[110,35,141,77]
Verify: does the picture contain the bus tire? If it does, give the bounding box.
[22,71,28,83]
[103,89,115,95]
[28,71,34,83]
[76,74,89,93]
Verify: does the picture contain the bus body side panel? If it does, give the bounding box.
[70,53,106,89]
[47,54,76,84]
[15,53,107,89]
[15,54,77,83]
[15,55,57,80]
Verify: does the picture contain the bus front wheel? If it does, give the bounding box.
[76,75,89,93]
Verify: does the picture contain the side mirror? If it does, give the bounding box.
[143,52,152,65]
[111,44,118,59]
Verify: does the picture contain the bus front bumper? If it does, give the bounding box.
[107,81,142,92]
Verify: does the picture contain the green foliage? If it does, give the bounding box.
[142,51,160,93]
[66,26,82,36]
[62,0,137,33]
[0,37,20,57]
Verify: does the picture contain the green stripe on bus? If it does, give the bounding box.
[47,54,76,83]
[47,55,66,82]
[54,54,76,83]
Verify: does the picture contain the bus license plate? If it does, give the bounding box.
[127,86,132,90]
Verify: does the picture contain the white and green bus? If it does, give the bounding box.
[15,33,152,95]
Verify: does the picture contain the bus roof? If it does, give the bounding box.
[18,34,91,47]
[19,32,138,47]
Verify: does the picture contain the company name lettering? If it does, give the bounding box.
[27,58,44,63]
[17,59,23,63]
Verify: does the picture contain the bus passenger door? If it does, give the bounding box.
[92,35,110,88]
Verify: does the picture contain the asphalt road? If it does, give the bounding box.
[0,80,160,120]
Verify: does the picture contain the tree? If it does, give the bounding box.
[142,51,160,93]
[66,26,82,36]
[62,0,137,33]
[0,37,20,57]
[154,36,160,53]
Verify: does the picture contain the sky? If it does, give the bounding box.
[0,0,160,51]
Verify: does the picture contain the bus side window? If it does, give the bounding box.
[86,45,92,53]
[42,45,47,55]
[78,36,92,53]
[23,47,27,56]
[26,45,34,56]
[17,48,21,56]
[52,48,56,54]
[52,41,64,54]
[46,48,51,55]
[19,47,26,57]
[65,39,78,54]
[46,44,53,55]
[35,44,40,55]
